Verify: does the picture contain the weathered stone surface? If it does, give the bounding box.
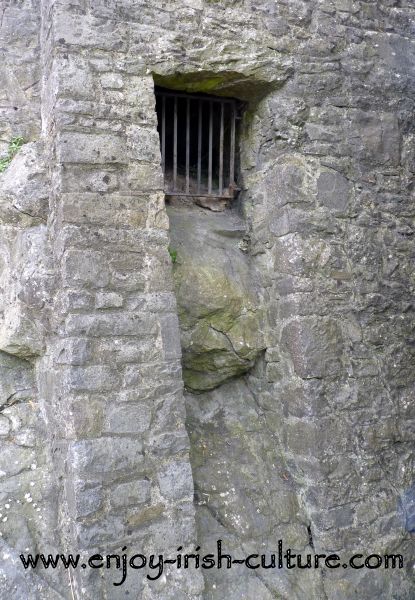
[158,460,194,501]
[69,438,144,475]
[0,0,41,146]
[0,0,413,599]
[281,318,344,379]
[186,378,323,599]
[168,205,264,391]
[317,168,352,215]
[0,539,65,600]
[110,479,151,508]
[0,352,60,595]
[0,225,52,358]
[57,132,127,164]
[0,142,48,225]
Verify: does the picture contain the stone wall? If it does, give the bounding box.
[0,3,61,598]
[239,7,415,597]
[36,0,203,597]
[0,0,413,599]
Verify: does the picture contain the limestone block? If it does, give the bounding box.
[65,365,121,392]
[104,403,151,434]
[110,479,151,508]
[281,318,344,379]
[157,461,193,500]
[125,162,164,192]
[59,193,149,228]
[65,313,158,337]
[57,132,126,164]
[168,205,264,391]
[53,11,128,51]
[126,125,161,162]
[69,438,144,475]
[0,225,51,358]
[347,110,401,167]
[100,73,124,89]
[55,54,95,100]
[95,291,123,309]
[62,249,111,288]
[71,481,103,519]
[61,166,119,193]
[74,516,125,549]
[272,233,332,277]
[317,168,352,214]
[0,142,48,226]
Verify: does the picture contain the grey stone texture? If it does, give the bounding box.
[0,0,413,599]
[168,204,264,391]
[0,0,41,155]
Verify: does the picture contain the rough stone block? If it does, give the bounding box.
[53,12,127,51]
[95,292,123,309]
[281,318,343,378]
[100,73,123,89]
[54,338,90,365]
[157,461,193,500]
[59,193,149,228]
[65,313,158,337]
[110,479,151,509]
[57,133,126,164]
[104,403,151,434]
[71,481,103,519]
[148,430,190,457]
[125,162,163,192]
[74,516,125,549]
[63,249,111,288]
[58,290,95,313]
[69,438,144,475]
[66,365,121,392]
[56,55,95,99]
[159,314,182,360]
[126,125,160,162]
[61,166,119,193]
[317,168,352,214]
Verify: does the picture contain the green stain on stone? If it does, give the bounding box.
[153,71,275,102]
[173,251,263,392]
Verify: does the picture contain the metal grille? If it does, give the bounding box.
[155,89,238,199]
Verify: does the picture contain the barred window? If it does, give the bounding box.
[155,87,241,201]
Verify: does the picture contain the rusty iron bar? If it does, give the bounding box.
[161,95,166,179]
[186,97,190,194]
[229,102,235,186]
[197,100,202,193]
[173,95,177,191]
[208,100,213,195]
[166,193,230,199]
[219,101,224,196]
[156,90,238,199]
[157,89,234,103]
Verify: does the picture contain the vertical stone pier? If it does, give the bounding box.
[38,1,202,597]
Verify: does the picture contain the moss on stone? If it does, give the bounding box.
[168,206,264,392]
[153,70,274,102]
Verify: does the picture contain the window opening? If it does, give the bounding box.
[155,87,242,200]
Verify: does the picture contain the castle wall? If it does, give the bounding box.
[0,1,414,598]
